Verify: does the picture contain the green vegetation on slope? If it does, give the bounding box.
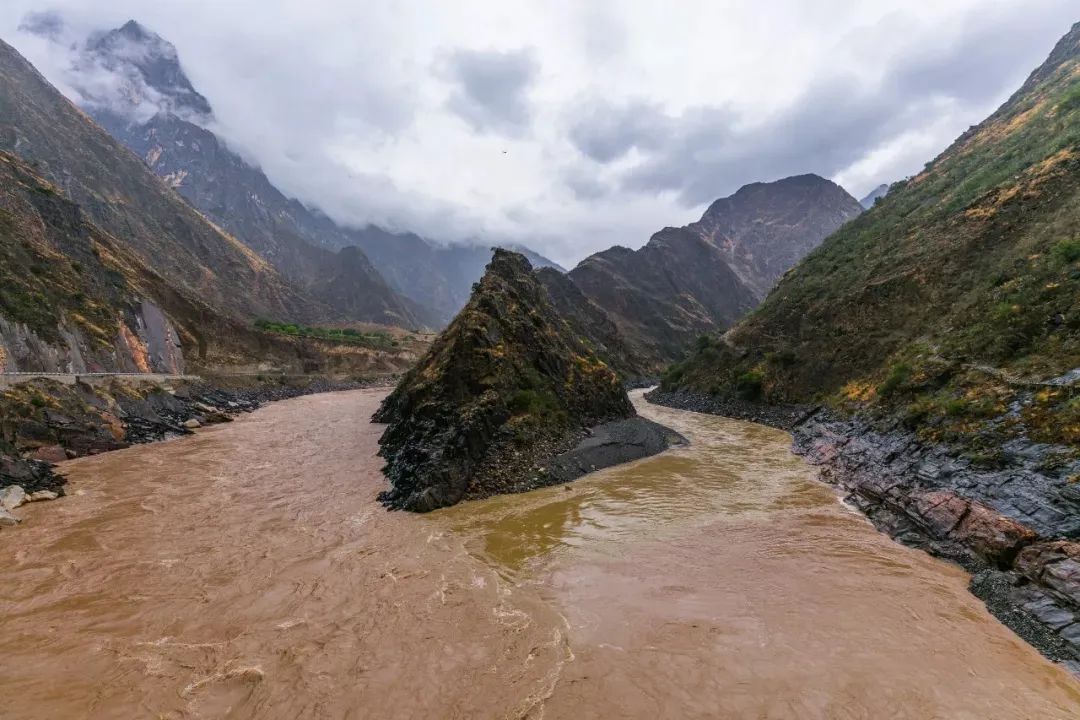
[253,320,401,351]
[665,22,1080,449]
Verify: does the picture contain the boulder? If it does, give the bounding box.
[0,484,27,511]
[28,490,59,502]
[183,418,202,429]
[30,445,68,463]
[374,249,670,512]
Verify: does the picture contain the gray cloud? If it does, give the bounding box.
[442,48,538,136]
[568,99,676,163]
[569,1,1079,205]
[2,1,1078,268]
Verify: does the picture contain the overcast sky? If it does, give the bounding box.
[3,1,1077,266]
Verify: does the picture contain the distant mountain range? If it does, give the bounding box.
[1,16,869,378]
[27,18,561,328]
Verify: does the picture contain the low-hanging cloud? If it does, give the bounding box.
[442,48,539,136]
[568,1,1079,206]
[1,1,1077,267]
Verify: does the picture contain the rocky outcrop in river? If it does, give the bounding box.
[374,250,683,512]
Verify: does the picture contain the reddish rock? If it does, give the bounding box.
[953,502,1038,566]
[30,445,67,463]
[910,490,1038,566]
[911,490,969,536]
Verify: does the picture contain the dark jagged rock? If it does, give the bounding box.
[374,249,683,512]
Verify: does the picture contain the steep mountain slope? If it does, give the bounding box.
[0,150,423,377]
[671,22,1080,413]
[374,250,680,511]
[0,151,184,373]
[0,37,323,325]
[534,266,653,382]
[570,228,759,367]
[567,174,859,367]
[77,21,428,328]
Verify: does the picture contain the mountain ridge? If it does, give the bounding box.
[565,173,862,367]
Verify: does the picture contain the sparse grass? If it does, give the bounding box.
[254,320,399,350]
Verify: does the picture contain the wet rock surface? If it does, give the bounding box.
[646,388,1080,671]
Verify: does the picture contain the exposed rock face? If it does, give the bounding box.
[690,174,864,298]
[791,408,1080,668]
[374,250,681,512]
[567,175,861,366]
[0,151,187,373]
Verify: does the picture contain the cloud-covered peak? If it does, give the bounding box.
[85,19,212,119]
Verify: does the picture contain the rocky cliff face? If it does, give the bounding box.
[690,174,864,299]
[0,151,186,373]
[567,175,861,367]
[374,249,681,511]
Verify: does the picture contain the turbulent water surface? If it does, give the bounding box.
[2,389,1078,719]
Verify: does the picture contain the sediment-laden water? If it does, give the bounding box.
[2,389,1077,719]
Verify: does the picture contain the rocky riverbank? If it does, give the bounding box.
[645,388,1080,674]
[0,374,394,527]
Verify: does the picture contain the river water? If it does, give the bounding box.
[2,389,1078,719]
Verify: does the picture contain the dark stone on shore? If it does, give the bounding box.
[545,417,687,483]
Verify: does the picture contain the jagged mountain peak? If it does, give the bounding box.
[78,18,212,121]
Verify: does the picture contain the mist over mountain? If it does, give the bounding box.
[20,16,561,327]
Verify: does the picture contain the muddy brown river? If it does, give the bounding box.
[2,389,1078,719]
